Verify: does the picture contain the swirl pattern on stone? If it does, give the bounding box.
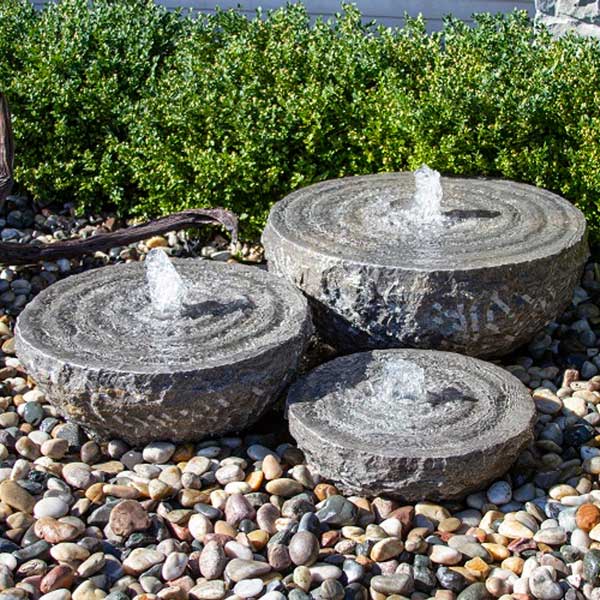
[263,173,589,356]
[287,349,535,500]
[16,259,313,444]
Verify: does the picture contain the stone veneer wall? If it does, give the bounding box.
[536,0,600,37]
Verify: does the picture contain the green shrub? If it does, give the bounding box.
[3,1,600,240]
[0,0,185,211]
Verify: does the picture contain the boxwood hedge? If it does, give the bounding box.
[3,1,600,240]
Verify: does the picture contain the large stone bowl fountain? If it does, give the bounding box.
[262,168,588,357]
[287,349,535,500]
[15,252,313,445]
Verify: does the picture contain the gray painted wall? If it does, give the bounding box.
[32,1,534,29]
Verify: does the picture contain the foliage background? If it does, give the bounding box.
[1,0,600,240]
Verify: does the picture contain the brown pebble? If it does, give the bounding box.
[314,483,338,501]
[371,498,398,520]
[267,543,292,571]
[214,520,237,538]
[370,537,404,562]
[179,490,210,508]
[40,564,74,593]
[103,484,140,499]
[85,482,105,504]
[262,454,283,480]
[388,506,415,537]
[576,503,600,531]
[108,500,150,537]
[247,529,269,550]
[6,512,33,530]
[246,471,264,492]
[41,439,69,460]
[169,521,192,542]
[321,530,340,547]
[1,338,15,355]
[0,480,35,513]
[92,460,124,475]
[439,518,461,533]
[172,444,194,462]
[265,478,303,497]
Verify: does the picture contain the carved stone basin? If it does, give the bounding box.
[15,260,313,445]
[263,174,588,356]
[287,349,536,500]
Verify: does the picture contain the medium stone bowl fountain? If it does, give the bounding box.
[287,349,535,500]
[15,252,313,445]
[263,168,589,357]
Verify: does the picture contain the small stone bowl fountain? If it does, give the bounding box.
[263,168,589,357]
[287,349,535,500]
[15,251,313,445]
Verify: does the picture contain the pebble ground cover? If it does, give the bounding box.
[0,195,598,600]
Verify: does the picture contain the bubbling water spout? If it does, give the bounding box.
[145,248,187,318]
[370,357,427,404]
[410,164,444,225]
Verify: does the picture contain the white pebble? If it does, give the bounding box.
[34,497,69,519]
[142,442,175,464]
[233,579,264,599]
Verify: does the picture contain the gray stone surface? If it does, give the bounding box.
[15,259,312,445]
[263,173,588,357]
[536,0,600,38]
[287,349,536,500]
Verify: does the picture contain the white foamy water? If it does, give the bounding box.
[408,164,445,225]
[145,248,187,318]
[372,356,426,405]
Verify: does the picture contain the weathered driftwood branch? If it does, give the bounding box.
[0,94,14,203]
[0,93,238,266]
[0,208,239,265]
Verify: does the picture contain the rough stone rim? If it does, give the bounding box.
[15,259,312,376]
[264,173,587,272]
[287,349,536,460]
